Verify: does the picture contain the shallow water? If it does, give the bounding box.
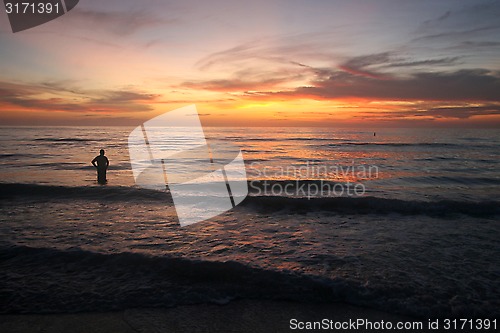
[0,126,498,200]
[0,126,499,317]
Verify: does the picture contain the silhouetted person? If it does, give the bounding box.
[91,149,109,184]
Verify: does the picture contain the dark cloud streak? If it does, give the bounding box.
[277,69,500,102]
[0,81,159,113]
[65,8,176,36]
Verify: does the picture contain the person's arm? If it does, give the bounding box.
[105,157,109,168]
[91,157,97,167]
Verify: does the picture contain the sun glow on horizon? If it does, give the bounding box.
[1,0,499,127]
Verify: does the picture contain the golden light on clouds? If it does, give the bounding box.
[1,0,499,127]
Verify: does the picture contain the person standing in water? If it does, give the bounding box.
[91,149,109,184]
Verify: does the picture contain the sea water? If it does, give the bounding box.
[0,126,499,317]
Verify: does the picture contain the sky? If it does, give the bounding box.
[0,0,499,127]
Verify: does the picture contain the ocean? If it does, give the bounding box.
[0,126,499,318]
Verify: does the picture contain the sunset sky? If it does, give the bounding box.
[1,0,499,127]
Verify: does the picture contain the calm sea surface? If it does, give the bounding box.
[0,126,499,317]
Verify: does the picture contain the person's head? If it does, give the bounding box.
[100,149,105,156]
